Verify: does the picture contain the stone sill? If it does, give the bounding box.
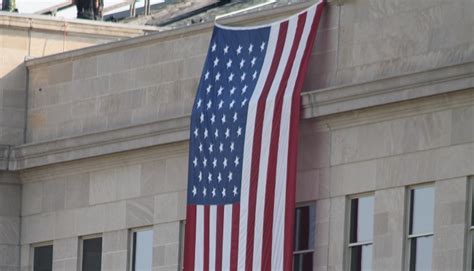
[0,11,159,38]
[4,60,473,170]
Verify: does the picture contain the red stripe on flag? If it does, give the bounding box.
[215,205,224,271]
[230,203,240,270]
[245,22,288,271]
[204,205,210,271]
[261,13,307,271]
[184,205,197,271]
[283,2,326,270]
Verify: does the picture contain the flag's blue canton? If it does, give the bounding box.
[187,26,270,205]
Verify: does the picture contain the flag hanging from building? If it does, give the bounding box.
[184,1,325,270]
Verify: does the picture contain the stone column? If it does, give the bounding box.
[373,187,406,271]
[0,171,21,270]
[432,177,468,271]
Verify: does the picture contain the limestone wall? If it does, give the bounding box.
[17,89,474,270]
[25,0,474,143]
[14,0,474,270]
[0,13,156,145]
[19,142,188,270]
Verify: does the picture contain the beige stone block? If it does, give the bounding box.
[330,159,376,196]
[451,105,474,145]
[55,209,77,239]
[176,33,211,59]
[331,110,452,165]
[98,89,145,115]
[153,222,180,246]
[44,103,72,126]
[147,40,180,64]
[108,70,136,93]
[327,196,346,271]
[101,251,128,271]
[97,51,129,76]
[52,258,79,271]
[153,243,179,268]
[376,143,474,189]
[102,229,128,253]
[182,56,205,80]
[296,167,330,201]
[432,248,464,271]
[89,168,117,205]
[75,205,104,236]
[20,244,30,268]
[140,160,166,197]
[0,216,20,245]
[116,164,141,200]
[0,184,20,216]
[373,187,405,270]
[21,182,43,216]
[103,201,127,232]
[126,196,154,228]
[154,191,186,224]
[122,46,148,70]
[162,155,188,194]
[42,178,66,213]
[71,98,98,119]
[73,56,98,80]
[297,128,330,171]
[65,173,90,209]
[21,213,56,244]
[47,62,73,86]
[2,89,26,109]
[0,244,20,267]
[53,237,79,260]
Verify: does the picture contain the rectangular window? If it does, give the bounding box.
[348,195,374,271]
[131,228,153,271]
[293,203,316,271]
[408,186,434,271]
[33,244,53,271]
[81,236,102,271]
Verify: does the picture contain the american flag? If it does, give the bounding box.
[184,2,325,270]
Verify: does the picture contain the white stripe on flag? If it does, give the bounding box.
[272,7,317,269]
[195,205,204,270]
[222,204,233,269]
[253,16,298,270]
[209,206,217,270]
[238,25,280,269]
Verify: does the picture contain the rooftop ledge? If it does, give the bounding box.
[4,60,474,170]
[24,1,320,67]
[0,11,159,37]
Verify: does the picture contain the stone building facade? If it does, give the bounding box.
[0,0,473,270]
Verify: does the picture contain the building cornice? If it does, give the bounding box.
[0,11,158,38]
[8,61,474,170]
[301,60,474,119]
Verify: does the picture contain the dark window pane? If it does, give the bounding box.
[409,236,433,271]
[350,196,374,243]
[82,237,102,271]
[293,252,313,271]
[410,187,434,234]
[34,245,53,271]
[350,244,373,271]
[133,229,153,271]
[294,205,315,251]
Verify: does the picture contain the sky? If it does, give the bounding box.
[15,0,163,19]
